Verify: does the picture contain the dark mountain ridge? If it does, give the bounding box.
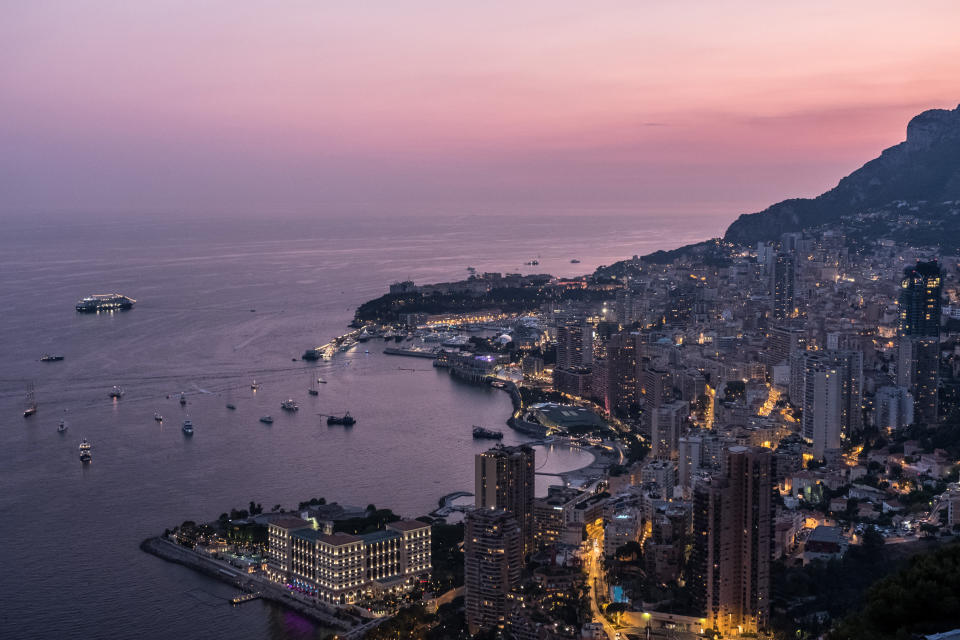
[723,104,960,245]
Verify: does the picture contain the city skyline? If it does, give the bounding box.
[3,1,960,217]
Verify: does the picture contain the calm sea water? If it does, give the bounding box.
[0,212,723,639]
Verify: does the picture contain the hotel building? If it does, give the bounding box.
[266,518,431,605]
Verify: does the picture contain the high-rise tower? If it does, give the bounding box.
[464,508,523,633]
[693,446,775,636]
[898,260,942,424]
[475,445,535,555]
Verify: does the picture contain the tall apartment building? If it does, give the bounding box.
[556,320,591,370]
[640,367,674,408]
[772,252,796,320]
[476,445,535,555]
[898,260,942,425]
[464,508,523,633]
[603,332,637,414]
[533,485,586,549]
[766,325,806,366]
[693,446,775,637]
[872,385,914,432]
[793,349,863,460]
[650,400,690,459]
[267,518,431,605]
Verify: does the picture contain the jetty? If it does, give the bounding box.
[383,346,438,359]
[140,537,357,631]
[231,591,261,605]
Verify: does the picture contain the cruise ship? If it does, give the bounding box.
[75,294,136,313]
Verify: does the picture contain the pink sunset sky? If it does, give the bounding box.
[2,0,959,219]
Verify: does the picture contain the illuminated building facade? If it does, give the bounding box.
[464,508,523,633]
[898,260,942,424]
[475,444,535,555]
[693,446,774,636]
[268,519,431,605]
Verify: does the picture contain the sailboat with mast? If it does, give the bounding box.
[23,383,37,418]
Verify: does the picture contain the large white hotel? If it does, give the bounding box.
[266,516,432,604]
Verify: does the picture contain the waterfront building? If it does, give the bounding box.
[523,402,606,433]
[693,446,775,636]
[898,260,942,425]
[464,508,523,633]
[266,515,311,582]
[437,351,504,382]
[268,519,431,605]
[476,444,535,556]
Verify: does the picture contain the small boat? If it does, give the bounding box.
[570,258,581,264]
[58,419,67,433]
[154,412,163,422]
[281,399,299,412]
[327,412,355,426]
[23,384,37,418]
[317,377,327,384]
[182,419,194,436]
[179,392,187,406]
[259,416,274,424]
[40,354,65,362]
[251,380,261,391]
[226,403,237,410]
[109,386,124,399]
[308,389,319,396]
[473,426,504,440]
[79,439,92,462]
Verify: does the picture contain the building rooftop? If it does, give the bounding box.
[808,525,844,545]
[292,528,323,542]
[359,530,402,544]
[268,515,310,530]
[528,403,606,429]
[320,532,363,546]
[387,519,431,532]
